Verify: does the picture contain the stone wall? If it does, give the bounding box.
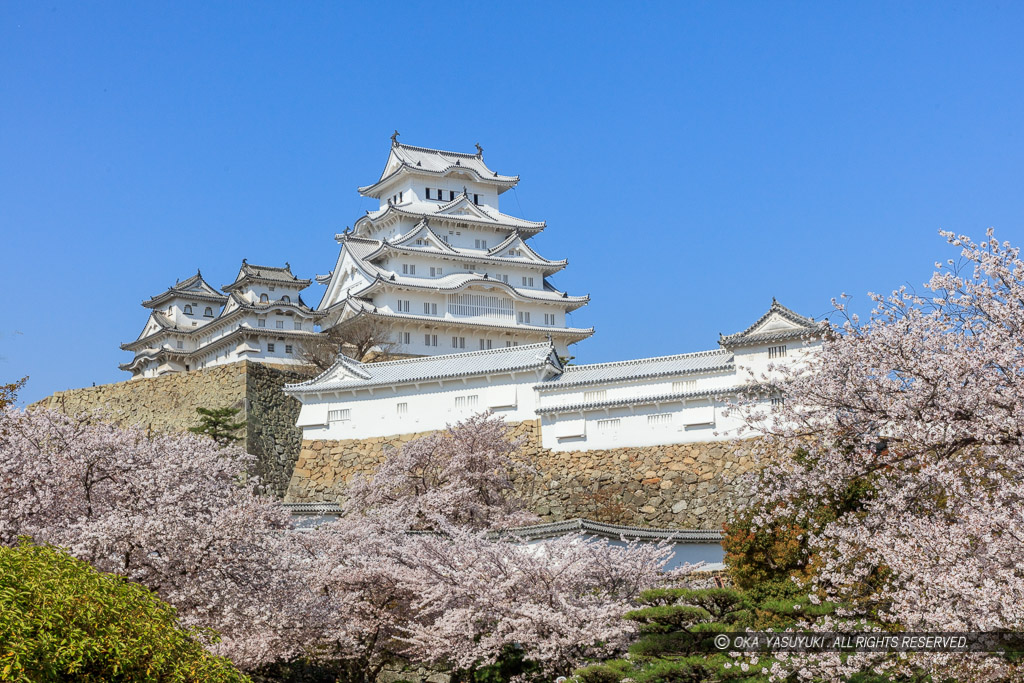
[286,420,759,529]
[31,362,314,498]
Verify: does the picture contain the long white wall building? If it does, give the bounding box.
[286,300,823,451]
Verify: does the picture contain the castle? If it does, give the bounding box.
[121,137,822,452]
[121,263,324,378]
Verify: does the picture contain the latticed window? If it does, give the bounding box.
[768,345,787,359]
[647,413,673,426]
[596,418,621,431]
[584,390,607,402]
[672,379,697,392]
[328,408,350,422]
[448,293,514,320]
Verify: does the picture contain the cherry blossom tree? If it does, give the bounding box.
[0,407,311,669]
[301,414,680,680]
[1,408,680,680]
[341,412,539,531]
[735,230,1024,681]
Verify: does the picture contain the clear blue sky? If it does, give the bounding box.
[4,2,1024,405]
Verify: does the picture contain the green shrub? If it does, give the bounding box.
[0,539,249,682]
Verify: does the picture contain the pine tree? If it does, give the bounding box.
[189,405,246,445]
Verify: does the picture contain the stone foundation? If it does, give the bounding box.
[286,420,758,529]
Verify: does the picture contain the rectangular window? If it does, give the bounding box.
[176,340,184,349]
[399,191,403,202]
[474,239,488,249]
[473,194,480,205]
[430,266,442,276]
[294,321,303,330]
[596,418,621,432]
[768,345,787,359]
[544,313,556,325]
[583,390,607,403]
[499,274,509,283]
[449,190,455,201]
[276,320,284,329]
[328,408,351,422]
[401,332,411,344]
[285,345,293,354]
[672,379,697,393]
[257,319,266,328]
[521,276,535,287]
[402,264,416,275]
[423,302,437,315]
[517,311,531,323]
[425,188,432,199]
[647,413,673,426]
[479,338,492,350]
[452,336,465,349]
[424,334,438,347]
[771,396,784,407]
[267,343,275,352]
[397,299,411,313]
[397,402,408,415]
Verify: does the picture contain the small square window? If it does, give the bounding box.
[267,343,275,352]
[258,319,266,328]
[276,320,284,329]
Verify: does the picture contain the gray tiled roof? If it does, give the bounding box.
[332,299,595,339]
[535,386,737,415]
[281,504,722,542]
[720,299,823,347]
[285,341,562,394]
[359,141,519,197]
[357,202,546,233]
[537,349,734,390]
[223,261,312,291]
[142,271,228,308]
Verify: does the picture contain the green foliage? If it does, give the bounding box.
[0,539,249,682]
[189,405,247,445]
[722,446,876,604]
[0,376,26,411]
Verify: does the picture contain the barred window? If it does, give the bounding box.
[768,345,787,359]
[647,413,673,426]
[448,293,514,320]
[328,408,351,422]
[583,390,607,403]
[596,418,621,432]
[672,379,697,392]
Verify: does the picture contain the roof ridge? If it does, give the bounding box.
[564,348,730,372]
[367,340,554,369]
[395,141,486,160]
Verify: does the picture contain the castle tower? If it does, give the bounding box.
[316,137,593,357]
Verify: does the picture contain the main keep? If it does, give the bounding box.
[315,137,593,357]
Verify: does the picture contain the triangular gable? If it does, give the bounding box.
[720,300,820,347]
[135,311,171,341]
[391,220,458,253]
[487,232,558,264]
[177,272,221,296]
[434,194,495,221]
